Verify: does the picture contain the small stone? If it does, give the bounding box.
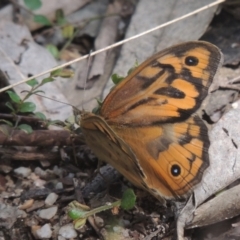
[53,166,63,177]
[68,173,75,178]
[45,193,58,206]
[34,178,46,187]
[34,167,47,178]
[58,236,66,240]
[14,167,31,178]
[35,167,56,180]
[94,216,104,228]
[19,199,34,210]
[0,204,17,229]
[35,224,52,239]
[17,209,27,218]
[0,164,12,173]
[40,159,51,167]
[27,200,45,212]
[55,182,63,189]
[59,224,77,238]
[31,225,41,239]
[38,206,58,220]
[15,189,23,196]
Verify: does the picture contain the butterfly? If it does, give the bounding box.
[80,41,222,204]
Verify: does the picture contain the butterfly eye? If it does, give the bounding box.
[185,56,199,66]
[171,164,181,177]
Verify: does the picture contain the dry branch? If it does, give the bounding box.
[0,129,83,147]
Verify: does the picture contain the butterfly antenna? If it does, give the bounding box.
[32,93,79,113]
[81,50,93,111]
[32,92,83,125]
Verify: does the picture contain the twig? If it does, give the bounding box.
[0,129,84,146]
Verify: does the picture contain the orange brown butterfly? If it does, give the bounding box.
[80,41,222,204]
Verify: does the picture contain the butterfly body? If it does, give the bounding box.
[81,41,222,203]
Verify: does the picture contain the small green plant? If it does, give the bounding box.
[67,188,136,229]
[111,60,139,85]
[24,0,42,10]
[23,0,51,26]
[23,0,75,59]
[4,68,73,133]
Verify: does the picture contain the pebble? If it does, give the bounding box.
[58,236,66,240]
[19,199,34,210]
[34,167,47,178]
[53,165,63,177]
[17,209,27,218]
[0,204,17,229]
[35,224,52,239]
[45,193,58,206]
[0,164,12,173]
[38,206,58,220]
[59,224,77,238]
[40,159,51,167]
[55,182,63,189]
[34,178,46,187]
[14,167,31,178]
[35,167,56,180]
[94,216,104,228]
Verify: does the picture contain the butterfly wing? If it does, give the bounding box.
[99,41,221,199]
[100,41,222,126]
[81,41,222,200]
[111,115,209,200]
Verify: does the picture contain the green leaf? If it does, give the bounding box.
[50,69,62,77]
[111,74,124,85]
[51,68,74,78]
[18,124,33,134]
[62,25,74,39]
[24,0,41,10]
[6,91,21,103]
[19,102,36,113]
[120,189,136,210]
[96,99,102,106]
[68,208,88,220]
[74,218,87,230]
[40,77,54,85]
[92,106,99,114]
[55,9,67,25]
[0,124,11,136]
[68,201,91,220]
[26,79,38,87]
[127,60,139,75]
[34,112,46,120]
[46,44,59,58]
[57,69,74,78]
[5,102,16,112]
[34,14,52,26]
[92,99,102,114]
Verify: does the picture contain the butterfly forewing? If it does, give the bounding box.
[100,41,222,126]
